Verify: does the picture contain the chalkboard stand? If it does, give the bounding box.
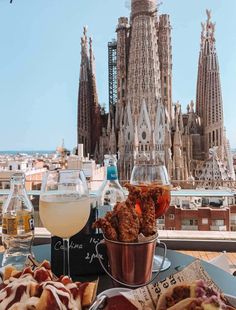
[51,232,108,277]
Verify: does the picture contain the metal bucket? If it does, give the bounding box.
[96,234,167,288]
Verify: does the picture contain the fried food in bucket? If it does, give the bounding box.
[93,183,170,242]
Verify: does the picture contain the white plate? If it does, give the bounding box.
[97,287,131,299]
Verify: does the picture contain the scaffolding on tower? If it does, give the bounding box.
[108,40,118,112]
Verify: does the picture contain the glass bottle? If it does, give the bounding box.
[98,155,125,218]
[1,172,34,269]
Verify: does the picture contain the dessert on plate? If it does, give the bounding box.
[0,261,97,310]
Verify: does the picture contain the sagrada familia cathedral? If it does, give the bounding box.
[77,0,235,183]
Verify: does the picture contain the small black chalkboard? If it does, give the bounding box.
[51,233,108,277]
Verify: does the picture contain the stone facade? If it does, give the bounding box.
[115,3,234,182]
[77,2,234,183]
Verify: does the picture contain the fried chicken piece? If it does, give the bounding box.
[125,183,157,236]
[93,203,140,242]
[92,218,118,241]
[140,193,157,236]
[125,183,142,206]
[112,202,140,242]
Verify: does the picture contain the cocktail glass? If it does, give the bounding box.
[130,163,171,271]
[39,169,90,277]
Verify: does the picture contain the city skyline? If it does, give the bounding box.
[0,0,236,151]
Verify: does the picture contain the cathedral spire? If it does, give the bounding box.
[82,26,88,55]
[89,37,96,75]
[196,10,224,161]
[77,27,101,160]
[172,103,184,180]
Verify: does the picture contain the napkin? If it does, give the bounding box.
[208,252,231,274]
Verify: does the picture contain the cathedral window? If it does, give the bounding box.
[142,131,146,140]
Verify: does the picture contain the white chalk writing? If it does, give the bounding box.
[54,241,83,251]
[85,252,104,264]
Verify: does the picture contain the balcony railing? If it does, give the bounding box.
[119,179,236,189]
[181,225,198,230]
[210,225,227,231]
[0,179,236,251]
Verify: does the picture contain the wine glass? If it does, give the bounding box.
[39,169,90,277]
[130,163,171,272]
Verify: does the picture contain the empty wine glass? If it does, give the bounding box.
[130,163,171,272]
[39,169,90,277]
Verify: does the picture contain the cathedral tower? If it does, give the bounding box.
[117,0,169,179]
[196,10,224,160]
[77,27,101,159]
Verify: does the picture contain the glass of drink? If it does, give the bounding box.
[130,163,171,271]
[39,169,90,277]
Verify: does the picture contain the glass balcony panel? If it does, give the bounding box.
[210,225,227,231]
[181,225,198,230]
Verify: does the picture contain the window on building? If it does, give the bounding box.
[169,214,175,220]
[202,218,208,224]
[190,219,198,225]
[212,219,224,226]
[164,87,167,96]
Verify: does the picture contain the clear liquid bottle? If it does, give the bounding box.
[2,172,35,269]
[98,155,126,218]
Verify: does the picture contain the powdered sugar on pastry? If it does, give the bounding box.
[0,262,96,310]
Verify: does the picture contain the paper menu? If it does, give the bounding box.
[121,259,222,310]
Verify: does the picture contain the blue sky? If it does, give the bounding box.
[0,0,235,151]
